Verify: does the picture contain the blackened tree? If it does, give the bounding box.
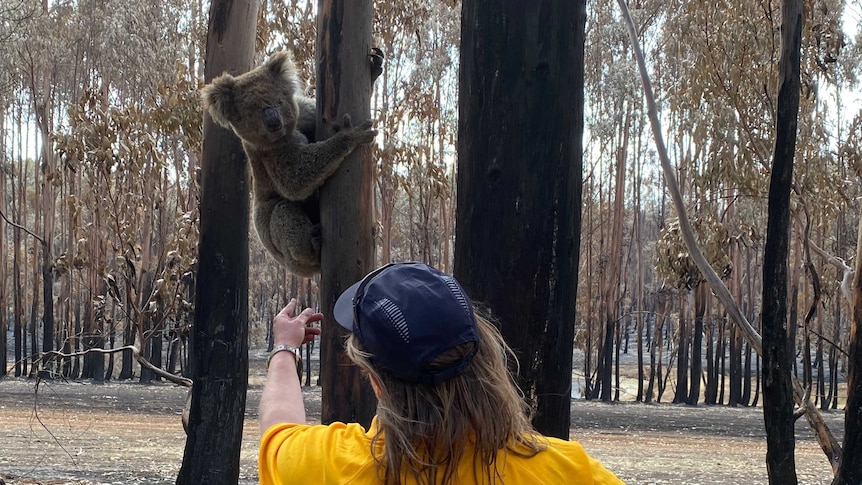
[316,0,378,427]
[176,0,256,482]
[761,0,803,482]
[454,0,586,439]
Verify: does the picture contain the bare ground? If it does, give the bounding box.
[0,357,846,485]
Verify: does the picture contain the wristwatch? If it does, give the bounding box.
[266,343,302,370]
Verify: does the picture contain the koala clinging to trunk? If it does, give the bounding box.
[200,51,378,277]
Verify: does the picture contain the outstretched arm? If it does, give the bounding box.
[259,299,322,435]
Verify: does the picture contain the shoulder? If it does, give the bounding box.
[501,436,625,485]
[545,436,625,484]
[259,421,378,484]
[260,420,371,454]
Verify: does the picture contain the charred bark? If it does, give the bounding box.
[316,0,378,427]
[761,0,802,481]
[455,0,585,438]
[176,1,255,482]
[688,285,705,405]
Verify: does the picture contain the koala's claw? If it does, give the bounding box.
[331,113,353,133]
[341,113,354,129]
[331,115,376,144]
[353,120,377,144]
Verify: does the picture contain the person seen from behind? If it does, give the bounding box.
[258,262,624,484]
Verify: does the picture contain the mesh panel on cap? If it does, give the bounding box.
[377,298,410,344]
[442,276,471,316]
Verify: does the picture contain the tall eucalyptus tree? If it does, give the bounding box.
[316,0,378,427]
[455,0,585,438]
[177,0,256,481]
[760,0,803,480]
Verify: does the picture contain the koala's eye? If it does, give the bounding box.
[262,107,282,132]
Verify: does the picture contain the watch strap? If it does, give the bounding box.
[266,343,301,370]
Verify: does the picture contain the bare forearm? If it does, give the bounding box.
[259,352,305,435]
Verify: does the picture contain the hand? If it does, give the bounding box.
[333,114,378,145]
[272,298,323,348]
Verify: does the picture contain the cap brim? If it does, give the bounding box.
[333,279,363,331]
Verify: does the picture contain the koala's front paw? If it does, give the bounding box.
[337,114,377,145]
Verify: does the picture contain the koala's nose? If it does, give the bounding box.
[262,107,282,132]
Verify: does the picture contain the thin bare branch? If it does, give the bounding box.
[0,207,46,246]
[32,377,80,465]
[39,346,192,387]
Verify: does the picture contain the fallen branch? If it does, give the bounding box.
[39,346,192,387]
[32,378,80,466]
[28,345,193,463]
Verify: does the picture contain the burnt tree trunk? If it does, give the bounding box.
[729,325,742,406]
[718,318,726,404]
[635,163,645,402]
[316,0,378,427]
[176,1,255,482]
[743,340,753,405]
[139,278,157,383]
[761,0,802,482]
[599,318,614,402]
[118,290,135,380]
[13,189,22,377]
[705,317,717,405]
[40,238,54,375]
[688,284,705,405]
[455,0,585,439]
[81,282,106,382]
[675,295,689,403]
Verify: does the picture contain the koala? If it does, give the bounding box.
[200,51,378,277]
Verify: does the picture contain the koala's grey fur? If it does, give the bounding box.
[200,51,377,276]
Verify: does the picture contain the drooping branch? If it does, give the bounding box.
[615,0,761,354]
[790,210,852,356]
[39,346,192,387]
[0,208,46,246]
[804,326,848,357]
[616,0,842,470]
[791,208,855,311]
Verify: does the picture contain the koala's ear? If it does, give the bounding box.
[200,74,239,128]
[266,51,295,75]
[266,51,299,87]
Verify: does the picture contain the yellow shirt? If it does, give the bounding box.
[259,417,624,484]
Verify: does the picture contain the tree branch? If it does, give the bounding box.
[807,237,854,312]
[40,346,192,387]
[801,324,849,357]
[0,207,46,246]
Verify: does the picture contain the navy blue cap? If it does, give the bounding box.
[334,262,479,385]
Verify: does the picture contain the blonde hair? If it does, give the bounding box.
[345,312,545,485]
